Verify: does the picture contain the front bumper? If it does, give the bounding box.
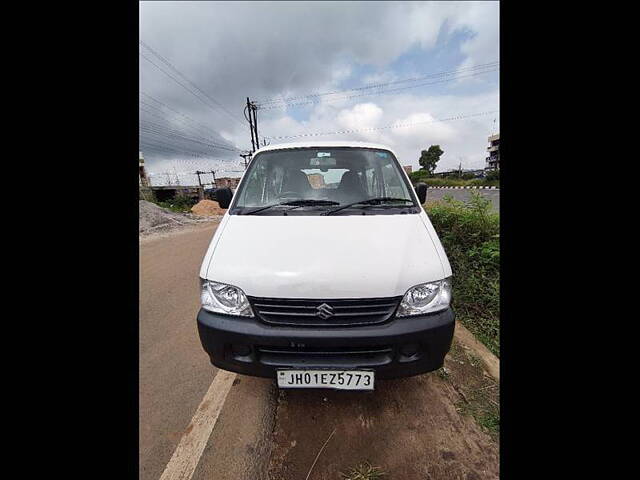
[197,307,455,379]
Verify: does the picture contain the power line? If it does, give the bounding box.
[139,140,223,159]
[140,127,234,155]
[258,68,499,110]
[140,145,242,180]
[140,143,245,180]
[139,118,242,152]
[257,67,498,110]
[140,40,244,125]
[256,61,499,106]
[139,134,237,160]
[140,51,241,124]
[140,92,231,139]
[140,40,244,126]
[139,105,229,144]
[140,126,240,157]
[141,51,214,108]
[139,98,234,145]
[139,93,247,152]
[263,110,499,141]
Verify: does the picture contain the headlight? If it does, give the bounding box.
[200,279,254,317]
[396,277,452,317]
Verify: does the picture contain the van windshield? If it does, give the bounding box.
[230,147,417,215]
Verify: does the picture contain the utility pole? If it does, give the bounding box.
[239,152,252,170]
[245,97,256,153]
[195,170,206,200]
[244,97,260,153]
[210,170,217,188]
[252,101,259,150]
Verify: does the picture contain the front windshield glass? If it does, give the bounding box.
[231,147,416,214]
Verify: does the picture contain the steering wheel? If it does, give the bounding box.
[278,191,301,200]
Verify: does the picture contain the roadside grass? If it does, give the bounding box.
[440,341,500,442]
[409,172,500,187]
[153,195,197,213]
[423,178,500,188]
[425,193,500,357]
[340,462,386,480]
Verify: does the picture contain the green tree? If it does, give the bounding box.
[409,170,429,183]
[419,145,444,174]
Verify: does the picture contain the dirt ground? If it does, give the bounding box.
[139,200,222,238]
[268,338,499,480]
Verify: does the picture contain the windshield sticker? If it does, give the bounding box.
[317,152,331,157]
[376,152,389,158]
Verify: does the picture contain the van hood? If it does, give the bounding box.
[203,214,446,299]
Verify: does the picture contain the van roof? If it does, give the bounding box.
[254,141,396,154]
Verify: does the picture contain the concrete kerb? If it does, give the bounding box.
[453,321,500,381]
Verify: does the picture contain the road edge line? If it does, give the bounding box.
[158,370,237,480]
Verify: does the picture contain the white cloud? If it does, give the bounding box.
[337,103,384,130]
[449,2,500,78]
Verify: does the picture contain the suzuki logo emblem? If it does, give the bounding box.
[316,303,334,319]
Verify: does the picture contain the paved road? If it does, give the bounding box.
[140,222,277,480]
[426,188,500,212]
[140,222,499,480]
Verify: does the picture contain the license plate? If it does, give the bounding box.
[277,369,374,390]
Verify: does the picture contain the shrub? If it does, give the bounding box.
[426,193,500,356]
[410,177,499,187]
[485,169,500,182]
[156,194,197,213]
[423,177,474,187]
[409,170,430,183]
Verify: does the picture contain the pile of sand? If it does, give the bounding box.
[139,200,197,234]
[190,199,227,216]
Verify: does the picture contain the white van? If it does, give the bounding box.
[197,141,454,390]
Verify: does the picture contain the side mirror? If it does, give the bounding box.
[216,187,233,209]
[415,182,428,204]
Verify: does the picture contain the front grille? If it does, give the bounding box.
[247,296,402,327]
[256,345,394,367]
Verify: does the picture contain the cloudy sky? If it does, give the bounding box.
[139,1,499,186]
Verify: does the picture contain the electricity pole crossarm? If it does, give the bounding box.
[239,152,252,170]
[195,170,204,187]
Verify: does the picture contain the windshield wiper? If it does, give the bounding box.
[242,199,340,215]
[322,197,414,215]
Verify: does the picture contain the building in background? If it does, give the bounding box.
[216,177,241,189]
[486,133,500,170]
[403,165,413,175]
